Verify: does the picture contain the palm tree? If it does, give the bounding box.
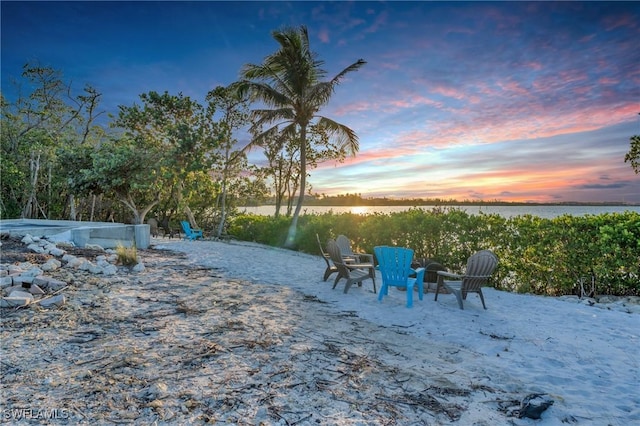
[239,25,366,247]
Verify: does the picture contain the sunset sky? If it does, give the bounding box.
[2,1,639,203]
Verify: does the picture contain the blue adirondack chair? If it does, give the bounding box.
[374,246,425,308]
[180,220,204,240]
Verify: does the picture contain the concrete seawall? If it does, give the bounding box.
[0,219,150,249]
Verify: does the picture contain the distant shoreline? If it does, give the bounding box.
[241,204,640,219]
[245,201,640,207]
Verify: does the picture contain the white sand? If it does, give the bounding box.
[154,239,640,425]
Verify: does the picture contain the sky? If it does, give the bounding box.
[2,1,639,204]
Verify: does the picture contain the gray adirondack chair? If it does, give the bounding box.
[435,250,498,309]
[316,234,338,281]
[327,239,376,294]
[335,234,374,264]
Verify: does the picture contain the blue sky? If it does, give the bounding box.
[2,1,639,203]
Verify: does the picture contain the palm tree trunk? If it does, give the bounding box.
[216,172,228,238]
[175,180,198,229]
[68,194,77,221]
[22,151,41,219]
[285,126,307,248]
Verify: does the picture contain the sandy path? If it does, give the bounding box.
[1,244,525,425]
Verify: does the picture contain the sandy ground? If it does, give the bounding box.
[0,240,528,425]
[2,237,638,425]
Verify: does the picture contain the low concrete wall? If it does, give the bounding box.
[0,220,150,249]
[71,226,125,248]
[134,225,150,249]
[71,225,149,249]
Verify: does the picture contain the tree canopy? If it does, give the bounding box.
[238,25,366,246]
[625,134,640,174]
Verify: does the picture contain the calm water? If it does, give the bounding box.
[241,205,640,219]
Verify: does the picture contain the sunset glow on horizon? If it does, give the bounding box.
[2,1,639,204]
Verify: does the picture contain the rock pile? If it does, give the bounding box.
[0,234,145,309]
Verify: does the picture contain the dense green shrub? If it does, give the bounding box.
[230,209,640,296]
[227,214,291,246]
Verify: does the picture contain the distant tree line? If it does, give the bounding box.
[250,193,639,207]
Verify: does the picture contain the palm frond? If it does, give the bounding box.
[248,125,281,150]
[315,116,359,156]
[237,80,291,107]
[306,82,334,109]
[250,108,294,132]
[330,59,367,86]
[249,122,298,152]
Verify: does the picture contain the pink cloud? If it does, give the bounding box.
[432,103,633,147]
[315,143,423,171]
[380,62,400,70]
[428,84,481,104]
[598,76,618,85]
[331,100,376,116]
[579,34,596,43]
[475,82,501,97]
[340,97,640,154]
[604,14,638,31]
[430,85,467,100]
[391,93,443,109]
[332,92,443,117]
[318,28,330,43]
[496,80,531,97]
[523,61,543,71]
[311,155,637,202]
[443,26,474,36]
[364,10,388,34]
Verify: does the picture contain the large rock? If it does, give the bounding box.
[41,259,62,272]
[0,276,13,288]
[27,243,45,254]
[63,255,83,268]
[20,266,44,277]
[103,265,118,276]
[12,275,35,285]
[1,291,34,308]
[48,247,66,257]
[132,263,146,273]
[29,284,46,295]
[38,294,66,308]
[32,277,67,292]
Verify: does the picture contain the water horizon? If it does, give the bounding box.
[241,204,640,219]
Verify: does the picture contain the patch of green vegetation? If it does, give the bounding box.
[116,244,138,267]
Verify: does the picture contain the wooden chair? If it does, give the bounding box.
[435,250,498,309]
[335,234,374,264]
[375,246,425,308]
[316,234,338,281]
[327,240,376,294]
